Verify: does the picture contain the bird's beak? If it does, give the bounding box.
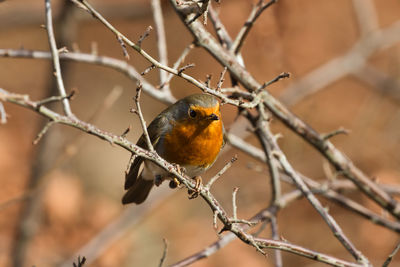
[207,113,219,121]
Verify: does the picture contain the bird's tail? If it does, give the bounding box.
[122,177,153,205]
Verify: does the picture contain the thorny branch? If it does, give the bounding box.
[0,86,371,266]
[1,0,400,266]
[170,0,400,221]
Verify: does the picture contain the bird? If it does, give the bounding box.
[122,93,225,205]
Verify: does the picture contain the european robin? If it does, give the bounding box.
[122,93,225,204]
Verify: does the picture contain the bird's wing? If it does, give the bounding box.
[222,123,227,149]
[124,114,169,189]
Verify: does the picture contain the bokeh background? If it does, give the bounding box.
[1,0,400,266]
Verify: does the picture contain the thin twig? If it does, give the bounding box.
[32,120,55,145]
[159,238,168,267]
[258,72,290,92]
[141,64,156,76]
[231,0,277,55]
[0,89,260,259]
[232,187,239,220]
[151,0,169,89]
[351,0,379,37]
[213,210,218,231]
[245,107,370,264]
[0,101,7,124]
[72,255,86,267]
[36,89,76,106]
[116,35,130,59]
[70,0,261,109]
[120,125,131,138]
[134,83,154,151]
[160,43,194,90]
[0,48,176,104]
[208,5,233,48]
[216,67,227,91]
[253,237,362,267]
[270,216,283,267]
[280,21,400,105]
[172,0,400,218]
[125,153,137,176]
[44,0,73,117]
[322,127,350,140]
[382,241,400,267]
[170,189,364,267]
[137,26,153,48]
[206,156,237,189]
[177,63,195,75]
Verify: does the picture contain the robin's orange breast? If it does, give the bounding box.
[162,119,223,168]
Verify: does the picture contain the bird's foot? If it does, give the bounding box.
[172,163,186,176]
[188,176,202,199]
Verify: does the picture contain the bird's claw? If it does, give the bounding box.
[188,176,202,199]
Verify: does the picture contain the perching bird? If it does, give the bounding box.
[122,93,224,204]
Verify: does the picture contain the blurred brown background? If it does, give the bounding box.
[0,0,400,266]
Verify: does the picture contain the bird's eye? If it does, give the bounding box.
[189,109,197,118]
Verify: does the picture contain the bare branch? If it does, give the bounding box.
[159,238,168,267]
[116,35,130,59]
[134,83,154,152]
[258,72,290,92]
[141,64,156,76]
[231,0,277,55]
[177,63,195,75]
[245,106,369,264]
[322,127,350,140]
[32,120,55,145]
[270,216,283,267]
[160,43,194,90]
[0,49,176,104]
[206,156,237,189]
[0,101,7,124]
[137,26,153,48]
[171,0,400,219]
[253,237,362,267]
[280,21,400,105]
[45,0,73,117]
[216,67,227,91]
[151,0,169,89]
[70,0,260,108]
[72,255,86,267]
[232,187,239,220]
[382,241,400,267]
[351,0,379,37]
